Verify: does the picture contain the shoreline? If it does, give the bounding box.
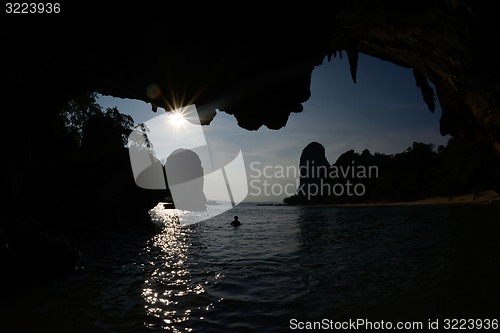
[327,190,500,208]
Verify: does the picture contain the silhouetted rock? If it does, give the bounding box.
[286,139,500,205]
[296,142,332,203]
[3,2,500,147]
[164,148,207,212]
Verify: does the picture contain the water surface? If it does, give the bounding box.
[2,203,499,332]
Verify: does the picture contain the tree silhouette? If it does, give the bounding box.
[60,92,102,146]
[284,138,500,204]
[59,92,134,147]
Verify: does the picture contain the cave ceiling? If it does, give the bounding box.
[3,1,500,151]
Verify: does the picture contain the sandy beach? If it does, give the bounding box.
[333,190,500,207]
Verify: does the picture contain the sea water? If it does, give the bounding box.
[1,203,499,332]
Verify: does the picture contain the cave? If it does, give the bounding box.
[2,1,500,329]
[4,0,500,215]
[4,2,500,140]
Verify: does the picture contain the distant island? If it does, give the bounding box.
[283,139,500,206]
[256,203,290,206]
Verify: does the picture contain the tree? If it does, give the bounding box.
[60,92,103,146]
[102,106,134,146]
[59,92,134,148]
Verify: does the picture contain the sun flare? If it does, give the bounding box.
[169,111,186,127]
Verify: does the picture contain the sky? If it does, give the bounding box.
[98,54,451,202]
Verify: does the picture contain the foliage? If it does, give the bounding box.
[60,92,134,147]
[284,138,500,204]
[60,92,103,146]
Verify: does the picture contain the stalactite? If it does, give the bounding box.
[346,48,359,84]
[413,69,436,113]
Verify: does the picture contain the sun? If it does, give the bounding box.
[169,111,186,128]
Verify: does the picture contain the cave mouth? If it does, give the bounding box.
[5,1,500,159]
[96,53,451,205]
[3,5,500,328]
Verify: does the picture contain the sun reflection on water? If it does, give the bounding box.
[142,206,207,332]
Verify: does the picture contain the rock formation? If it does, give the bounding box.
[297,142,332,200]
[164,148,207,211]
[3,1,500,277]
[4,2,500,147]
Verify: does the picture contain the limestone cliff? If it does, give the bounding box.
[298,142,332,199]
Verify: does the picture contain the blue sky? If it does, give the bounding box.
[98,54,450,202]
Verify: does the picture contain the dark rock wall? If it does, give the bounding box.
[4,2,500,140]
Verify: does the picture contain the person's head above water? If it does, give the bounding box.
[231,215,241,226]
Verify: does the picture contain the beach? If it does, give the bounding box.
[334,190,500,207]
